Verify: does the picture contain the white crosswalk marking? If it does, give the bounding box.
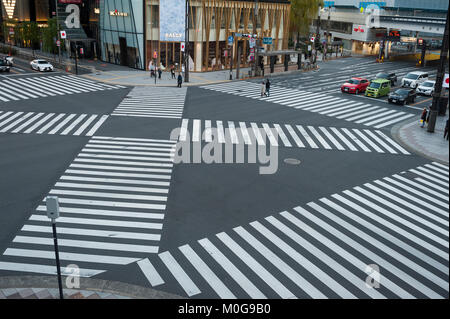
[0,111,109,136]
[200,80,419,128]
[137,258,165,287]
[111,86,186,119]
[137,162,447,299]
[174,119,410,155]
[0,75,123,103]
[0,136,177,278]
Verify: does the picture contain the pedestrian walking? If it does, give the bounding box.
[177,73,183,88]
[260,80,266,97]
[171,65,175,79]
[420,107,428,128]
[158,66,162,79]
[444,118,449,140]
[149,60,154,77]
[265,78,271,97]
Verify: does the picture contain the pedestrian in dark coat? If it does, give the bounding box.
[158,67,162,79]
[171,65,176,79]
[444,118,449,140]
[420,107,428,128]
[177,74,183,88]
[265,78,271,97]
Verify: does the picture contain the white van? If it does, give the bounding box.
[401,71,429,88]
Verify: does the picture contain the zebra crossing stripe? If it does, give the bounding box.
[216,232,297,299]
[430,162,449,170]
[293,206,444,299]
[318,127,345,150]
[137,258,165,287]
[11,113,45,133]
[22,224,161,241]
[179,244,237,299]
[414,177,449,193]
[198,238,267,299]
[273,124,291,147]
[352,129,384,153]
[375,130,410,154]
[227,121,239,144]
[192,119,201,142]
[387,175,449,204]
[415,166,448,181]
[46,114,76,134]
[251,122,265,145]
[205,120,212,142]
[0,112,34,132]
[341,128,371,152]
[159,251,201,297]
[216,120,226,143]
[239,122,252,145]
[373,113,415,128]
[234,225,353,298]
[85,115,109,136]
[262,123,278,146]
[307,202,448,291]
[284,124,305,147]
[331,193,448,261]
[319,197,448,276]
[0,112,23,128]
[424,163,449,175]
[0,261,104,277]
[4,248,140,265]
[179,119,189,141]
[307,126,331,149]
[35,114,66,134]
[296,125,318,148]
[73,115,98,136]
[373,180,448,215]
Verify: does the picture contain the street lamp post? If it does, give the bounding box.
[55,0,62,65]
[427,8,449,133]
[253,0,259,76]
[184,0,190,82]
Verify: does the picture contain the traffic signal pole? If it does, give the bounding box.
[55,0,61,64]
[184,0,189,82]
[427,8,449,133]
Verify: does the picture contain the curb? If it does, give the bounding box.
[81,66,321,87]
[391,119,449,165]
[0,276,185,299]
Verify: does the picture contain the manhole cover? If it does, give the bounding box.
[284,158,301,165]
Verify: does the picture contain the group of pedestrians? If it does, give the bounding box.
[420,107,449,140]
[149,61,183,87]
[260,78,271,97]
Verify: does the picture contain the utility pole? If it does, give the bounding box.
[314,7,321,65]
[253,0,259,76]
[184,0,190,82]
[427,8,449,133]
[325,7,330,61]
[55,0,61,65]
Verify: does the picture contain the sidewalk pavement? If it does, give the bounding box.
[0,276,184,299]
[393,115,449,165]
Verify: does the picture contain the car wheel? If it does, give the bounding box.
[355,89,359,95]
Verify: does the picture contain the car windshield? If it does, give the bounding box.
[37,61,49,64]
[405,73,419,80]
[394,89,409,96]
[376,73,388,78]
[369,82,381,89]
[422,82,434,87]
[347,79,360,84]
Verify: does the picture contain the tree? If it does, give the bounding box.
[42,18,58,54]
[289,0,323,44]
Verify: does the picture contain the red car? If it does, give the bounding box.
[341,77,369,94]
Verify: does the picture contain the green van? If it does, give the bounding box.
[365,79,391,98]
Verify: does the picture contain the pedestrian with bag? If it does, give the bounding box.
[420,107,428,128]
[177,73,183,88]
[260,79,266,97]
[265,78,271,97]
[158,65,162,79]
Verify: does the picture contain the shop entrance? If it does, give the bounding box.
[159,42,182,71]
[119,37,128,66]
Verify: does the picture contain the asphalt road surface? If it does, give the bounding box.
[0,57,448,299]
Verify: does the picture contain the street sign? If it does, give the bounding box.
[262,37,272,45]
[60,30,67,39]
[308,45,312,51]
[56,40,60,47]
[249,38,256,48]
[181,42,185,52]
[310,36,315,42]
[234,33,242,37]
[443,73,449,89]
[228,35,234,45]
[249,48,255,53]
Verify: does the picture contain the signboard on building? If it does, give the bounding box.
[160,0,186,42]
[249,38,256,48]
[60,30,67,39]
[228,36,234,46]
[56,1,88,40]
[443,74,449,89]
[263,37,272,45]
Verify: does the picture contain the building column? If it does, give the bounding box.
[195,42,202,72]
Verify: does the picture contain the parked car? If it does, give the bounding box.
[388,88,417,105]
[340,77,369,94]
[1,55,13,66]
[30,59,54,72]
[375,72,397,86]
[365,79,391,98]
[401,71,428,88]
[0,59,10,72]
[416,80,436,96]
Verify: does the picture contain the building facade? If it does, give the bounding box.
[315,0,448,55]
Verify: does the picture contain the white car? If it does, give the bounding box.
[2,55,14,66]
[30,59,54,72]
[401,71,428,89]
[416,80,435,96]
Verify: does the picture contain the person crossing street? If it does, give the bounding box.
[265,78,271,97]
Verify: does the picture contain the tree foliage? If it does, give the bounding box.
[42,18,58,54]
[290,0,324,37]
